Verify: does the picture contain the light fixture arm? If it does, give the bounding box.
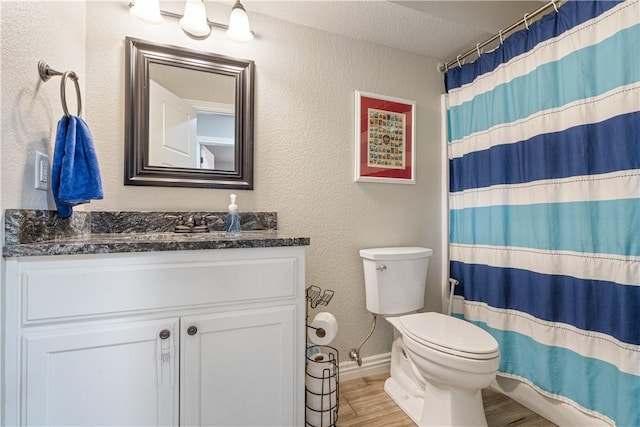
[128,2,255,36]
[159,8,227,32]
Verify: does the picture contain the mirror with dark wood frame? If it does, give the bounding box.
[125,37,254,189]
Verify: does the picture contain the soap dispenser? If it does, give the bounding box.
[226,193,241,235]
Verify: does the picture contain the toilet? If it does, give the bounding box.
[360,247,500,427]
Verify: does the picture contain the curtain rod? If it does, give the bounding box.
[439,0,562,72]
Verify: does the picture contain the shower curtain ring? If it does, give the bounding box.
[456,55,464,68]
[499,30,504,45]
[524,13,530,30]
[551,0,559,13]
[476,43,483,58]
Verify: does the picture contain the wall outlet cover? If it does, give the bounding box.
[35,151,49,191]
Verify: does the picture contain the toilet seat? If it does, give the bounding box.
[400,312,499,360]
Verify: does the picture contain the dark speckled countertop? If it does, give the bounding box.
[3,210,310,257]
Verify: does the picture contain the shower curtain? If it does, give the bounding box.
[444,1,639,425]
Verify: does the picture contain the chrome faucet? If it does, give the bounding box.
[165,214,210,233]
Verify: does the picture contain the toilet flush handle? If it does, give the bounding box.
[376,265,387,272]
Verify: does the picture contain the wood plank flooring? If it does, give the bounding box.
[337,373,557,427]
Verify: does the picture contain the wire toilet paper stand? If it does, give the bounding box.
[306,286,338,427]
[305,345,338,427]
[306,285,335,309]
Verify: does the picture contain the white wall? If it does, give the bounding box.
[1,1,444,362]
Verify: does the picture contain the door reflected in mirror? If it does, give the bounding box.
[148,63,236,171]
[125,37,254,189]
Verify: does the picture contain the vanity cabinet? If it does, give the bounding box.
[23,318,180,426]
[180,307,296,426]
[2,246,306,426]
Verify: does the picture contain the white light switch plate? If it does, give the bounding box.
[35,151,49,191]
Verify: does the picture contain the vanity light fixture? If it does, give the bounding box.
[226,0,254,42]
[128,0,255,42]
[180,0,211,39]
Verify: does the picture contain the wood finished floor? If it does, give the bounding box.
[337,373,557,427]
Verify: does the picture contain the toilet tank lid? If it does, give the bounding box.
[360,247,433,260]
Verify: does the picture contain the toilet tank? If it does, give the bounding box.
[360,247,433,315]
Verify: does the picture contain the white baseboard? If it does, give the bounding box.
[339,352,391,382]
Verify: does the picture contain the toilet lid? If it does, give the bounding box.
[400,312,499,360]
[360,247,433,260]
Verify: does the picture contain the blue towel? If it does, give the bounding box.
[51,115,103,219]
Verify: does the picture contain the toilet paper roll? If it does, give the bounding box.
[306,375,337,397]
[308,312,338,345]
[306,353,337,395]
[306,407,336,427]
[306,353,336,378]
[306,388,337,412]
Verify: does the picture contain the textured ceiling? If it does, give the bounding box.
[244,1,544,65]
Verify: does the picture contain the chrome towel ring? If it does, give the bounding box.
[38,60,82,117]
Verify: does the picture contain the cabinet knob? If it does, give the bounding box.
[187,326,198,336]
[159,329,171,340]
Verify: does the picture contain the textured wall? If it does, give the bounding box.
[1,1,85,210]
[1,1,445,362]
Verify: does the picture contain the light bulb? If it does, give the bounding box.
[226,0,253,42]
[180,0,211,38]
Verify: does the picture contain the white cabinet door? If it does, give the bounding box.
[180,306,298,427]
[23,318,180,427]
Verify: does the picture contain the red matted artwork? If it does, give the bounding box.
[355,91,416,184]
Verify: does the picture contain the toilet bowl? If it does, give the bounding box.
[386,313,500,426]
[359,247,500,427]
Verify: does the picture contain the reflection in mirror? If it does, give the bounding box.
[148,63,236,170]
[125,37,254,189]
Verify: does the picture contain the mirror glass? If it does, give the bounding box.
[125,37,254,189]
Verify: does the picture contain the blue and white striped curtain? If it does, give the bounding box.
[445,1,639,425]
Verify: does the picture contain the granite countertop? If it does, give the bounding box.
[3,210,310,258]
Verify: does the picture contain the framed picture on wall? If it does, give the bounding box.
[355,90,416,184]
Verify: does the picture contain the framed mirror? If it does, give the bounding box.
[125,37,254,189]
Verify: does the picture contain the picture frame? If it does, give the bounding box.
[355,90,416,184]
